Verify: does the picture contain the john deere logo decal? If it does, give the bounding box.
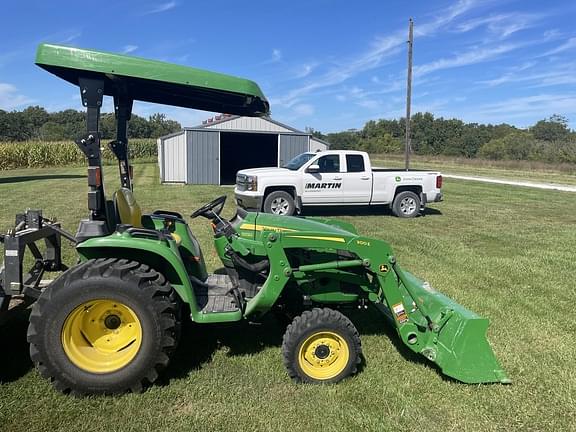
[395,176,401,182]
[305,183,342,190]
[379,264,389,273]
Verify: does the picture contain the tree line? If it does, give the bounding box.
[311,113,576,164]
[1,106,575,164]
[0,106,181,141]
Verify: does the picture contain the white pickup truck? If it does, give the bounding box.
[235,150,443,218]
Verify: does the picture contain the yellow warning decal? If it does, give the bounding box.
[286,235,346,243]
[392,302,409,324]
[379,264,389,273]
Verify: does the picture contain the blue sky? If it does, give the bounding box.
[1,0,575,132]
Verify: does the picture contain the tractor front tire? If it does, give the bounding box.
[27,258,180,395]
[282,308,362,384]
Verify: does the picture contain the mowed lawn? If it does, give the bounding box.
[0,163,575,432]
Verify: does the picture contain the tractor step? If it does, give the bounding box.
[194,273,239,313]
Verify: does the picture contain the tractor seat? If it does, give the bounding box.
[114,188,142,227]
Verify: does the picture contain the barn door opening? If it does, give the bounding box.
[219,132,278,185]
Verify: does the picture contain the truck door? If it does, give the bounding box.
[341,154,372,203]
[302,154,343,204]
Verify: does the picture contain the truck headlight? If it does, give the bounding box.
[246,175,258,191]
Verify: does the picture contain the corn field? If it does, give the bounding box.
[0,139,157,170]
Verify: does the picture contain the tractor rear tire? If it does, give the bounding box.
[392,191,420,218]
[282,308,362,384]
[27,258,180,395]
[263,191,296,216]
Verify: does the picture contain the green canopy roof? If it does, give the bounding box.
[36,44,270,116]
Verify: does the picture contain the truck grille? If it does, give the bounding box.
[236,174,248,191]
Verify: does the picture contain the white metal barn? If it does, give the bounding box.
[157,115,330,185]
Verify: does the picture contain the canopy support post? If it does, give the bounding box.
[75,77,106,222]
[110,96,134,191]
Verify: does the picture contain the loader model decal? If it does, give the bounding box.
[305,182,342,190]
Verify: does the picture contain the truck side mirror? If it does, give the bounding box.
[306,164,320,173]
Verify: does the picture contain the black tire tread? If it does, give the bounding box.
[392,191,420,218]
[281,307,362,384]
[28,258,180,395]
[263,190,296,216]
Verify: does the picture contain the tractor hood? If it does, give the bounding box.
[237,212,358,241]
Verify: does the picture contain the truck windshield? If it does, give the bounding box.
[283,153,315,170]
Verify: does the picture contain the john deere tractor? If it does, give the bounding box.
[0,44,509,395]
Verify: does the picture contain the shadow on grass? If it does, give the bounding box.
[0,174,85,184]
[161,306,430,384]
[0,310,33,383]
[300,206,443,217]
[0,305,440,387]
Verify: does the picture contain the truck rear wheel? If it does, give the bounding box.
[282,308,362,383]
[392,191,420,218]
[263,190,295,216]
[27,258,180,395]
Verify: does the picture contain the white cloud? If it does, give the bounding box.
[477,93,576,118]
[58,31,82,44]
[478,62,576,88]
[293,63,315,79]
[356,99,381,110]
[543,37,576,56]
[271,49,282,62]
[122,45,138,54]
[272,0,481,108]
[414,44,519,76]
[292,103,315,117]
[142,1,177,15]
[0,83,34,110]
[456,13,540,39]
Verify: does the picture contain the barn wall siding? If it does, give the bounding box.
[186,130,219,184]
[203,116,292,132]
[310,137,329,152]
[159,132,187,182]
[279,134,309,166]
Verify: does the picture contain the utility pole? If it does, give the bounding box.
[405,18,414,171]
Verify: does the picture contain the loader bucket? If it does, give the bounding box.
[394,267,510,384]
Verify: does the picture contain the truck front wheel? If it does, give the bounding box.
[263,190,296,216]
[392,191,421,218]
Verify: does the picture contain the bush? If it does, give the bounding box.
[359,133,402,154]
[0,139,157,170]
[478,132,576,164]
[478,132,535,160]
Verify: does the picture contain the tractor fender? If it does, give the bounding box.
[76,234,200,314]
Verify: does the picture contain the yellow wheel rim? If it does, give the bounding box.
[298,331,350,380]
[61,299,142,374]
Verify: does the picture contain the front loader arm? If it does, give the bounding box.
[242,228,509,384]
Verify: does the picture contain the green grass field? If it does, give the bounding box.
[1,163,575,432]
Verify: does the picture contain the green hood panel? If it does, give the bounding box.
[238,213,355,241]
[36,43,269,116]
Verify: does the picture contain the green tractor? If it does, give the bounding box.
[1,44,509,395]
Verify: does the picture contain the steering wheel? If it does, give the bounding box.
[191,195,227,219]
